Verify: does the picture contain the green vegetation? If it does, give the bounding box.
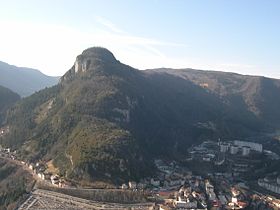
[0,159,34,210]
[0,85,20,125]
[2,85,61,148]
[2,47,280,184]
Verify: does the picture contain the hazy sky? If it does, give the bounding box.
[0,0,279,78]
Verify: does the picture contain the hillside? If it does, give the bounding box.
[0,86,20,125]
[147,68,280,129]
[0,158,34,210]
[0,61,59,97]
[1,47,280,183]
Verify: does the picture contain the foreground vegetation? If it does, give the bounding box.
[0,158,34,210]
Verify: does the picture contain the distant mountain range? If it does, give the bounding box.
[1,47,280,183]
[0,61,59,97]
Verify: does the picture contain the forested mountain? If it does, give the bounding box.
[1,47,280,183]
[147,68,280,130]
[0,86,20,124]
[0,61,59,97]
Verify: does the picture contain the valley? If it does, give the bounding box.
[1,47,280,209]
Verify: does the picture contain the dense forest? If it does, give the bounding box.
[0,85,20,125]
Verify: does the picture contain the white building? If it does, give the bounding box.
[29,164,34,170]
[174,200,188,208]
[51,175,59,185]
[38,173,45,180]
[150,178,160,187]
[242,146,250,156]
[230,145,239,154]
[121,183,128,189]
[174,197,197,209]
[128,181,137,189]
[220,144,229,153]
[203,157,211,162]
[234,140,263,152]
[258,179,280,194]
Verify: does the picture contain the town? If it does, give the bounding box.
[1,139,280,210]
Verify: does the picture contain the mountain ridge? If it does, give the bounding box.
[1,47,280,183]
[146,68,280,128]
[0,61,59,97]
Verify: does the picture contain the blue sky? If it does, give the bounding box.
[0,0,279,78]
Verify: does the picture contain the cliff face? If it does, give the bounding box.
[61,47,119,82]
[74,47,117,73]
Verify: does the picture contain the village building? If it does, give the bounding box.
[121,183,128,189]
[128,181,137,189]
[150,178,160,187]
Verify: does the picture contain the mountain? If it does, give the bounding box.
[1,47,280,183]
[0,85,20,124]
[147,68,280,129]
[0,61,59,97]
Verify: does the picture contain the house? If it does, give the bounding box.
[29,163,34,170]
[203,156,211,162]
[174,197,197,209]
[164,178,184,188]
[137,182,146,189]
[33,168,38,174]
[128,181,137,189]
[170,178,182,186]
[51,174,60,186]
[174,200,187,209]
[121,183,128,189]
[151,178,160,187]
[43,172,52,180]
[58,180,70,188]
[258,179,280,194]
[37,172,45,180]
[184,171,192,179]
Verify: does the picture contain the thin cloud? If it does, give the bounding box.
[94,16,185,58]
[95,16,125,34]
[0,19,263,78]
[94,16,182,46]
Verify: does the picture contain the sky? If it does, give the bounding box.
[0,0,279,78]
